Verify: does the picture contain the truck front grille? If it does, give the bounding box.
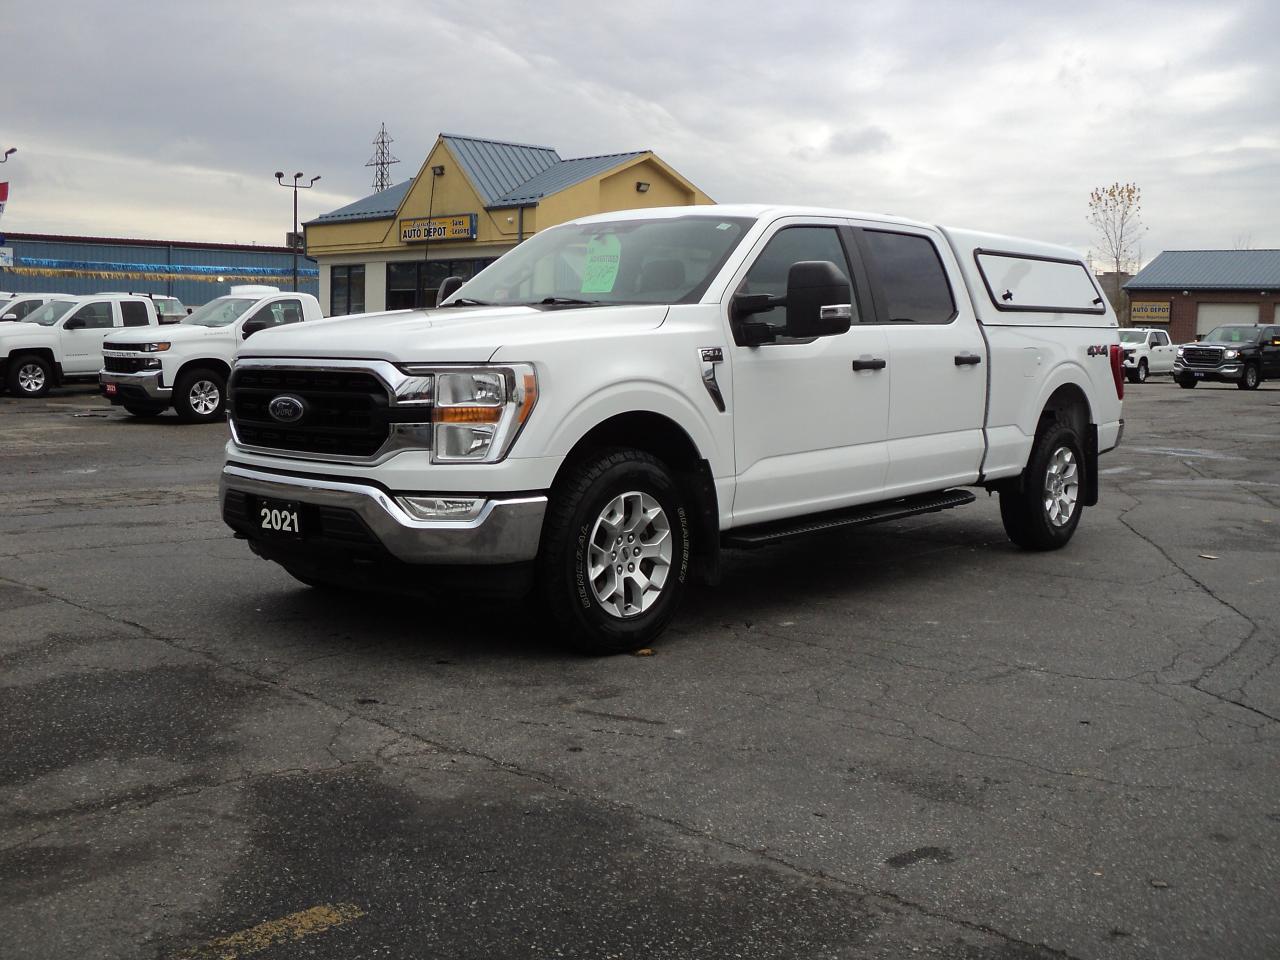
[103,356,150,373]
[229,368,394,458]
[1182,347,1223,366]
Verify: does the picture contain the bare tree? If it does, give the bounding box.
[1088,182,1146,276]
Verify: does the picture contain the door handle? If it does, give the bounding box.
[851,357,886,371]
[954,353,983,366]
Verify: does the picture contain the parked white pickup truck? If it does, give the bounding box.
[0,294,160,397]
[219,205,1125,653]
[1119,326,1176,383]
[98,286,322,421]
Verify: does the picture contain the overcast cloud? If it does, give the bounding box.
[3,0,1277,265]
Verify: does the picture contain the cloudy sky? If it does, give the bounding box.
[3,0,1277,267]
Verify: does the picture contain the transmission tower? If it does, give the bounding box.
[365,123,400,192]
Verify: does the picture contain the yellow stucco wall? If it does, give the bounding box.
[306,139,713,262]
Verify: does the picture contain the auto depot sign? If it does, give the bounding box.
[399,214,478,244]
[1131,301,1171,323]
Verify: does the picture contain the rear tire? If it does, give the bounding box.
[1238,363,1260,390]
[6,354,52,398]
[1178,375,1198,389]
[1000,417,1085,551]
[536,449,691,655]
[174,367,226,422]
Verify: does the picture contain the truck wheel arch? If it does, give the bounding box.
[1035,382,1097,507]
[173,357,231,389]
[6,347,62,386]
[552,411,720,585]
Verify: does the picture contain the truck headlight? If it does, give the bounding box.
[139,342,171,352]
[398,364,537,463]
[1176,347,1185,357]
[1223,349,1239,359]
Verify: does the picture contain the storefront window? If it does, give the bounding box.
[330,264,365,316]
[385,259,498,310]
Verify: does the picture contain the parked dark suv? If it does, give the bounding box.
[1174,324,1280,389]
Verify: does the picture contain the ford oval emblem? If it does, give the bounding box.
[268,394,306,423]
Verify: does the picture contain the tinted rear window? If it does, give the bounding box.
[977,252,1105,314]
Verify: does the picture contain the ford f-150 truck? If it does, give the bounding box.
[0,294,159,397]
[219,204,1125,653]
[98,287,322,421]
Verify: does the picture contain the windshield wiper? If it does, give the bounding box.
[537,296,601,306]
[441,297,492,307]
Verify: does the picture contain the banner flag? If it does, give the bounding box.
[0,181,7,221]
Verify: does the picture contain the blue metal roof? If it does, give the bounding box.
[441,133,561,207]
[307,179,413,225]
[490,151,646,206]
[1125,250,1280,290]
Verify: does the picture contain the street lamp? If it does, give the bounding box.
[1,148,16,163]
[274,170,320,291]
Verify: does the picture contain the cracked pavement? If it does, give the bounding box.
[1,381,1277,959]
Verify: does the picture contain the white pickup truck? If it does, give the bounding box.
[1119,326,1176,383]
[219,205,1125,653]
[0,294,160,397]
[98,287,322,422]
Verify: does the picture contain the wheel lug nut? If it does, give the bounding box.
[611,552,616,560]
[616,565,623,573]
[627,534,634,542]
[628,563,634,572]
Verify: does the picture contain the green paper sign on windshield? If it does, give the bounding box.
[580,234,621,294]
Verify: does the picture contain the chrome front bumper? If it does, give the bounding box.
[99,369,172,401]
[220,464,548,565]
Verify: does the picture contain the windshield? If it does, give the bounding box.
[155,298,185,315]
[1203,325,1259,343]
[183,297,256,327]
[26,299,78,326]
[448,215,756,307]
[1118,330,1147,343]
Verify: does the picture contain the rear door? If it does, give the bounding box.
[60,300,118,373]
[854,225,986,493]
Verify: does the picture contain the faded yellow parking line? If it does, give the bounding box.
[174,902,365,959]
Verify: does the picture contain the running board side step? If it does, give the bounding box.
[722,488,977,548]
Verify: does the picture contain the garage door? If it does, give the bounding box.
[1197,302,1259,335]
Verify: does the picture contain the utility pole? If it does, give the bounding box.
[365,124,400,193]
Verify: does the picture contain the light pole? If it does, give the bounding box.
[0,147,15,163]
[274,170,320,291]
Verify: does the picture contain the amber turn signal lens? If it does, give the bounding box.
[434,406,502,424]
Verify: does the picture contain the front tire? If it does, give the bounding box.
[1137,359,1149,383]
[7,354,52,398]
[1238,363,1260,390]
[537,449,691,655]
[174,367,226,422]
[1178,375,1198,389]
[1000,418,1085,551]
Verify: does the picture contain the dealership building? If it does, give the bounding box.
[0,233,317,306]
[1123,250,1280,341]
[304,133,713,316]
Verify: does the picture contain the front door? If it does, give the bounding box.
[61,300,117,374]
[727,221,891,526]
[1148,329,1176,373]
[1261,326,1280,377]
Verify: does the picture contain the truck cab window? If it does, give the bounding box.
[68,301,114,329]
[738,226,853,331]
[862,230,956,324]
[121,301,150,326]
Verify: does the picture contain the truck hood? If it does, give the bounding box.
[1190,339,1257,350]
[105,323,223,347]
[0,321,47,343]
[238,304,671,363]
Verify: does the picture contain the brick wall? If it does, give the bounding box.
[1125,289,1278,343]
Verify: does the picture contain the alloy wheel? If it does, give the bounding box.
[1042,446,1079,528]
[587,490,673,618]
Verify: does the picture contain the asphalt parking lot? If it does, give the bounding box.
[1,379,1278,960]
